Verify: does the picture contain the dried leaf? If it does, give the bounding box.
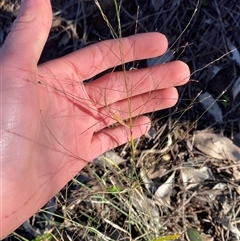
[227,39,240,64]
[201,234,214,241]
[233,165,240,181]
[94,151,126,166]
[233,133,240,147]
[220,219,240,239]
[154,172,175,205]
[181,167,214,190]
[199,92,223,122]
[208,183,227,201]
[131,189,159,225]
[194,131,240,161]
[210,65,222,79]
[140,167,156,194]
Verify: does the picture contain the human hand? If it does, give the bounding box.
[0,0,190,238]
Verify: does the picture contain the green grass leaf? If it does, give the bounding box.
[186,228,203,241]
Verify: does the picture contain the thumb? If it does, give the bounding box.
[2,0,52,67]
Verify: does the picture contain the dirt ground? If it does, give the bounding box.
[1,0,240,240]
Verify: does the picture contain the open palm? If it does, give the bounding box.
[0,0,190,238]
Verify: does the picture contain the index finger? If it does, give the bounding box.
[39,33,168,81]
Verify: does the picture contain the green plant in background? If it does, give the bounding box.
[186,228,203,241]
[12,232,53,241]
[203,0,209,6]
[221,94,231,108]
[32,233,53,241]
[108,185,122,193]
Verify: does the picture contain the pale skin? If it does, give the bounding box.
[0,0,190,238]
